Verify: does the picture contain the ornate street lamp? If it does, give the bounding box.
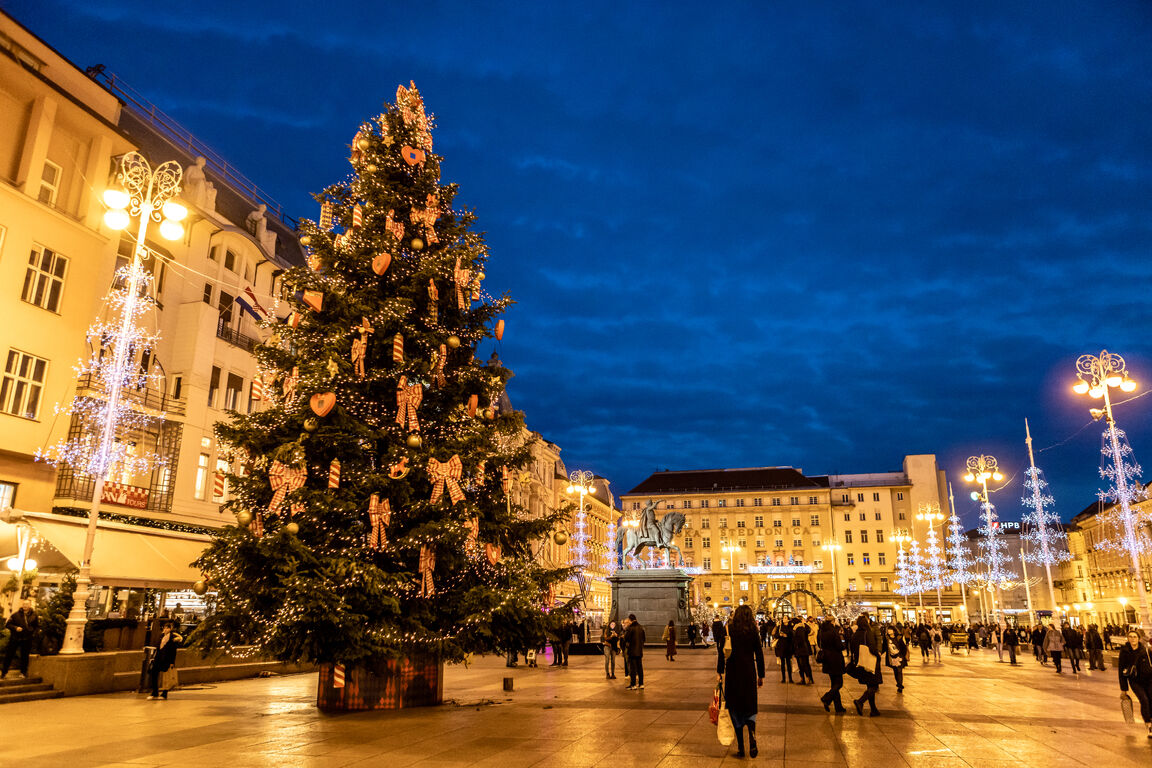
[917,503,947,619]
[964,455,1013,626]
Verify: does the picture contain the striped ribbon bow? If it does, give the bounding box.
[409,194,439,244]
[250,510,265,538]
[367,494,391,550]
[395,376,422,432]
[431,344,447,388]
[268,460,307,516]
[454,258,472,311]
[428,279,438,323]
[428,455,464,505]
[418,545,436,597]
[465,516,479,553]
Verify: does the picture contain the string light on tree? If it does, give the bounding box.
[604,517,618,576]
[1020,418,1070,615]
[565,470,595,568]
[945,483,977,622]
[916,502,947,617]
[1072,350,1152,634]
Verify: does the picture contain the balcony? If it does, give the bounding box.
[216,318,260,352]
[75,373,185,417]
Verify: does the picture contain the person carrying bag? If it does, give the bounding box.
[148,621,182,700]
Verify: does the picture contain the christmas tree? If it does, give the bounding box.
[192,84,567,695]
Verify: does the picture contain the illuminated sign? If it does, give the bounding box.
[749,565,814,575]
[991,521,1021,531]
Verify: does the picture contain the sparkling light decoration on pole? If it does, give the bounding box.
[945,483,976,622]
[1020,418,1070,616]
[565,470,595,569]
[917,503,947,617]
[604,516,618,576]
[1072,350,1152,633]
[38,152,186,654]
[965,454,1014,624]
[892,530,913,619]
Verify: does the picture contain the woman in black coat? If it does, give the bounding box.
[773,622,794,683]
[883,626,909,693]
[792,619,814,684]
[148,621,182,700]
[817,616,847,713]
[717,605,765,758]
[1118,629,1152,738]
[848,614,882,716]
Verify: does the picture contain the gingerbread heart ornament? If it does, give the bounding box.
[309,392,337,417]
[485,542,502,565]
[372,252,392,275]
[401,146,426,166]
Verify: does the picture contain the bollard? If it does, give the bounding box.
[503,677,514,692]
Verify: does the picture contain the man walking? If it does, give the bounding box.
[624,613,646,690]
[556,620,574,667]
[2,599,39,680]
[601,620,621,679]
[1003,622,1019,664]
[1086,624,1106,671]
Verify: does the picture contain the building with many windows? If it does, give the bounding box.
[621,454,966,623]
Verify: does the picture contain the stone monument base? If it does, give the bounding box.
[609,568,695,644]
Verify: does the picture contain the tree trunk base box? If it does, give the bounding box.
[317,657,443,711]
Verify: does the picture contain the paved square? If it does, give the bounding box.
[1,644,1147,767]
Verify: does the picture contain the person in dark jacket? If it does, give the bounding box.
[712,615,726,660]
[624,614,646,690]
[1086,624,1106,671]
[817,616,847,713]
[849,614,882,716]
[1002,621,1019,665]
[1,600,39,680]
[148,621,182,700]
[717,605,765,759]
[883,625,909,693]
[793,618,815,684]
[774,621,794,683]
[1061,624,1082,674]
[600,620,621,679]
[556,621,574,667]
[1031,625,1047,664]
[917,625,931,662]
[662,620,677,661]
[1118,629,1152,738]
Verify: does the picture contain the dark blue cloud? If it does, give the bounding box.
[11,0,1152,527]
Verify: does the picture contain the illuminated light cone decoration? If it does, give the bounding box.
[193,84,570,680]
[906,539,926,600]
[966,455,1015,624]
[1020,419,1070,615]
[604,517,618,576]
[921,516,946,591]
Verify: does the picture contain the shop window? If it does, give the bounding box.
[0,480,16,508]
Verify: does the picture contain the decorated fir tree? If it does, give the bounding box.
[192,83,567,707]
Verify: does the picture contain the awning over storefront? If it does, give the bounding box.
[19,511,212,589]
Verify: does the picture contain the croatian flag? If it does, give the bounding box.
[234,287,269,322]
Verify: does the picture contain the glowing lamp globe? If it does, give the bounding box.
[6,557,35,570]
[1106,373,1123,388]
[992,472,1003,482]
[161,201,188,221]
[1089,387,1104,399]
[104,208,130,230]
[970,491,980,501]
[1072,380,1090,394]
[963,473,975,482]
[159,219,184,241]
[566,485,575,494]
[1121,379,1137,392]
[588,486,596,494]
[102,188,130,209]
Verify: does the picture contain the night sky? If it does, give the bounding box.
[10,1,1152,526]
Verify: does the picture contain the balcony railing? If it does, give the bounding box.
[75,373,185,417]
[216,318,260,352]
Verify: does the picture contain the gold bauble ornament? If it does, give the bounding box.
[285,522,300,536]
[482,408,495,420]
[553,531,568,546]
[478,272,486,281]
[304,417,319,432]
[365,163,377,172]
[446,335,461,349]
[410,237,424,251]
[192,580,208,596]
[300,234,312,246]
[406,434,423,448]
[235,510,253,527]
[357,137,371,151]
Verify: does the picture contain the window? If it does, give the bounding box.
[218,291,235,328]
[225,373,244,411]
[841,493,850,503]
[860,530,869,543]
[815,581,824,591]
[771,498,781,506]
[878,552,886,565]
[21,246,67,313]
[859,512,866,521]
[1,350,47,419]
[756,538,764,547]
[684,500,693,509]
[896,492,904,501]
[703,581,712,589]
[898,512,906,520]
[791,518,801,527]
[810,515,820,526]
[735,498,745,507]
[717,499,726,507]
[754,515,763,527]
[224,249,238,272]
[720,559,728,571]
[843,512,850,521]
[793,538,802,547]
[846,553,854,565]
[209,245,220,262]
[813,560,823,570]
[38,160,61,206]
[864,578,873,592]
[789,496,799,505]
[0,481,16,509]
[684,536,694,549]
[195,453,209,499]
[754,498,763,506]
[848,578,857,591]
[862,553,870,565]
[203,283,213,304]
[857,493,865,502]
[208,366,221,407]
[844,531,853,544]
[773,583,783,592]
[718,517,727,528]
[702,558,711,570]
[876,530,884,543]
[738,562,747,572]
[701,517,710,529]
[875,512,882,520]
[812,538,821,548]
[873,492,880,502]
[774,538,783,548]
[880,577,889,590]
[739,581,748,591]
[736,520,746,528]
[702,537,711,549]
[773,519,782,528]
[700,500,710,508]
[808,496,818,504]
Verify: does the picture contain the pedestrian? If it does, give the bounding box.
[1031,625,1047,665]
[688,622,699,649]
[624,613,646,690]
[716,604,765,759]
[849,614,883,716]
[931,624,943,662]
[759,619,770,647]
[992,624,1004,662]
[917,625,931,662]
[712,614,727,664]
[147,621,182,700]
[621,616,632,680]
[1044,622,1066,673]
[600,620,621,679]
[774,620,794,683]
[884,625,909,693]
[1103,626,1113,651]
[1086,624,1106,671]
[663,620,677,661]
[1,599,38,680]
[793,618,814,684]
[556,620,574,667]
[1118,628,1152,738]
[817,616,847,713]
[1003,621,1019,665]
[1061,623,1082,674]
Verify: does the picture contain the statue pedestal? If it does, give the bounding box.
[609,568,695,644]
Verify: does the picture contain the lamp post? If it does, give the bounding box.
[1073,350,1152,635]
[917,504,946,621]
[1019,547,1037,626]
[723,541,741,612]
[821,538,841,605]
[59,152,185,654]
[964,455,1008,627]
[892,530,911,621]
[566,470,595,634]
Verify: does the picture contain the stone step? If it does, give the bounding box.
[0,675,43,688]
[0,688,61,704]
[0,682,53,695]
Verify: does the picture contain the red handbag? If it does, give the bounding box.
[708,682,722,725]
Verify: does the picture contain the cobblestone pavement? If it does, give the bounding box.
[1,643,1148,767]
